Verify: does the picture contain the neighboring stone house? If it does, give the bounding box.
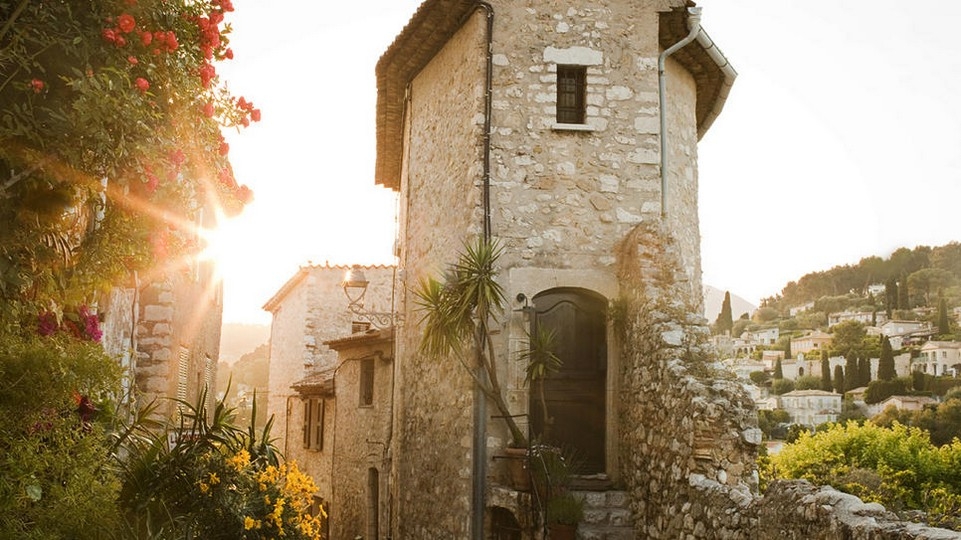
[287,328,394,540]
[779,390,842,428]
[791,330,832,356]
[100,226,224,419]
[914,340,961,377]
[879,320,932,350]
[261,264,394,462]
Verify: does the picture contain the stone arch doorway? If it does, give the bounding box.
[529,288,607,475]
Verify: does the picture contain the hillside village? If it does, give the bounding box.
[710,242,961,443]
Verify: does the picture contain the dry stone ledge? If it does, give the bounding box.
[757,480,961,539]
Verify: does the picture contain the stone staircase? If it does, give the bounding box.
[575,490,635,540]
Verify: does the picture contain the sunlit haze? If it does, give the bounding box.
[213,1,961,325]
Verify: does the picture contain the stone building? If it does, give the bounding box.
[288,1,959,538]
[371,0,749,537]
[261,264,395,481]
[100,225,224,420]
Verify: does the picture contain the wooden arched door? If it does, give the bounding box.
[530,289,607,474]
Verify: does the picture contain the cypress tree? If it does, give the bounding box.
[885,277,898,317]
[878,336,896,380]
[715,291,734,335]
[937,297,951,336]
[898,271,910,310]
[845,354,859,391]
[833,365,845,394]
[774,357,784,379]
[858,356,871,387]
[820,356,832,391]
[784,338,792,359]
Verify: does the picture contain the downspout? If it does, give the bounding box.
[658,6,701,218]
[473,3,494,540]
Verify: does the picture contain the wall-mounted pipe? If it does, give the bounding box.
[658,7,702,218]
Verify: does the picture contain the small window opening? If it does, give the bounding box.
[556,65,587,124]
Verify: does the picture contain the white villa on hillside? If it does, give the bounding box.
[779,390,841,428]
[915,341,961,377]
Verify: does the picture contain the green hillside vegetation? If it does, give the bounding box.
[763,242,961,319]
[720,242,960,345]
[217,343,270,430]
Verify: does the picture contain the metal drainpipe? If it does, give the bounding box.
[658,7,701,218]
[474,3,494,540]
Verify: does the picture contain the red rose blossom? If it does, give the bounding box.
[135,77,149,93]
[140,31,152,46]
[118,13,136,33]
[127,55,138,65]
[30,79,44,93]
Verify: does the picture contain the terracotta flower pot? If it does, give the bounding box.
[504,446,531,491]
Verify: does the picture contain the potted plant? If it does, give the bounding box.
[545,492,584,540]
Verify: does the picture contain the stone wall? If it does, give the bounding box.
[615,221,760,539]
[393,11,489,539]
[757,481,960,540]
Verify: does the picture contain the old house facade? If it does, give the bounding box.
[261,264,395,483]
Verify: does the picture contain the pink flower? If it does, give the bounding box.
[134,77,149,93]
[127,55,138,65]
[219,141,229,155]
[140,31,152,46]
[118,13,136,34]
[224,47,233,59]
[203,101,215,117]
[102,28,117,43]
[30,79,44,93]
[164,31,178,51]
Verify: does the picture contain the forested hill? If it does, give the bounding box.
[762,242,961,312]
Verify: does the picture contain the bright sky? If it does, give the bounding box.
[214,1,961,325]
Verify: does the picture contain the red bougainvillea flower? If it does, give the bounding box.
[118,13,136,33]
[199,62,216,88]
[219,141,229,156]
[236,185,253,204]
[127,55,138,65]
[145,171,159,193]
[250,108,261,122]
[164,31,179,51]
[135,77,149,93]
[30,79,44,93]
[203,101,215,117]
[224,47,234,59]
[78,305,102,342]
[169,149,186,167]
[38,311,58,336]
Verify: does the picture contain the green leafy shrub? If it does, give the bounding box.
[771,421,961,528]
[0,334,123,539]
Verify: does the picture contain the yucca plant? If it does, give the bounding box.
[414,237,528,447]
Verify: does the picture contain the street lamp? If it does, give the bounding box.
[341,266,399,329]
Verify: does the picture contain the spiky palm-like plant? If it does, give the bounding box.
[414,238,528,447]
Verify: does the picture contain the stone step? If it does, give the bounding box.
[574,490,635,540]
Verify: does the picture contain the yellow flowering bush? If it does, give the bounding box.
[120,394,324,539]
